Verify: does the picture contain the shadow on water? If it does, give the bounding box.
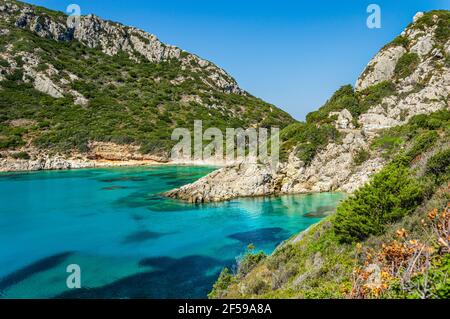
[215,242,249,258]
[303,205,337,218]
[0,170,102,181]
[101,186,129,191]
[121,230,175,244]
[56,255,234,299]
[0,252,73,292]
[113,191,197,213]
[130,214,145,221]
[228,227,290,246]
[98,176,148,183]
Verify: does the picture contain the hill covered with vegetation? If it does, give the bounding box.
[0,0,293,162]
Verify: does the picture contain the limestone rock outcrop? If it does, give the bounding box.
[355,46,406,91]
[0,0,244,95]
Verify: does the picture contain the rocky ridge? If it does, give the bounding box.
[0,0,244,103]
[167,11,450,202]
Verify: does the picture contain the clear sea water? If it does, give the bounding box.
[0,165,345,299]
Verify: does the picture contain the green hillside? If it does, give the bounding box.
[0,0,294,157]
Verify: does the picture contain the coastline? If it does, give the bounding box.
[0,156,227,173]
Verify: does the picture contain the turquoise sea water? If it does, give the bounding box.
[0,166,345,299]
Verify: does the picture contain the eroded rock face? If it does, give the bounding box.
[355,46,406,91]
[0,143,168,173]
[15,11,74,41]
[413,12,424,23]
[280,131,380,194]
[445,41,450,55]
[33,73,63,98]
[87,142,167,162]
[357,12,450,135]
[0,46,88,104]
[410,34,434,57]
[0,155,93,172]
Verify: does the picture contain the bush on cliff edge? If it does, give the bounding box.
[334,160,423,243]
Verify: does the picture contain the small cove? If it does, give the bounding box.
[0,166,345,298]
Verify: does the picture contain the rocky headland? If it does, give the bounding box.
[167,12,450,202]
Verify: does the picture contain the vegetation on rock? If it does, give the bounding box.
[279,80,398,164]
[334,161,424,243]
[394,53,420,79]
[210,108,450,299]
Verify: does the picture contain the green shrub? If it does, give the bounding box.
[353,149,370,166]
[435,17,450,43]
[306,85,358,124]
[281,122,340,164]
[0,59,9,67]
[305,83,394,126]
[334,162,423,243]
[426,149,450,182]
[409,110,450,130]
[406,131,438,160]
[371,135,403,159]
[11,151,30,160]
[387,35,410,49]
[401,255,450,299]
[208,268,234,299]
[5,69,24,82]
[0,136,25,150]
[246,278,270,295]
[358,81,396,111]
[426,255,450,299]
[413,11,450,32]
[237,245,267,277]
[394,53,420,79]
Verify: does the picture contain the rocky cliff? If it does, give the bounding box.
[167,11,450,202]
[0,0,241,95]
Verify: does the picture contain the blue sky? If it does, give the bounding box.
[23,0,450,120]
